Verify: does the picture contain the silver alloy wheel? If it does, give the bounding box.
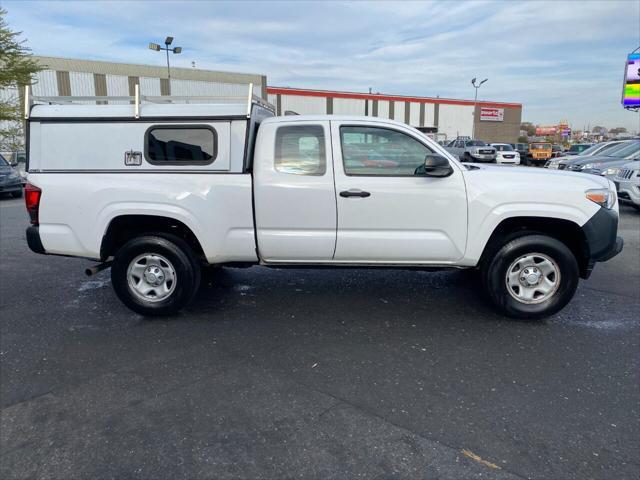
[505,253,560,304]
[127,253,177,303]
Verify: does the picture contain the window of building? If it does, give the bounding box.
[274,125,326,175]
[145,126,217,165]
[340,126,432,176]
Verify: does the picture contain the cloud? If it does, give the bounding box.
[4,0,639,131]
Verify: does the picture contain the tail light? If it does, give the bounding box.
[25,183,42,225]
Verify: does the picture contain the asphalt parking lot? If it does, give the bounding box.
[1,196,638,480]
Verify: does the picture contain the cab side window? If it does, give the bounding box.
[274,125,326,175]
[340,126,432,176]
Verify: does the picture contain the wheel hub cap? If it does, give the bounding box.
[506,253,560,305]
[127,254,176,303]
[143,265,165,286]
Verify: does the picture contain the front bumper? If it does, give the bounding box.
[581,207,623,277]
[615,180,640,206]
[470,153,496,162]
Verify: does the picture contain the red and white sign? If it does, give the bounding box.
[536,126,557,136]
[479,107,504,122]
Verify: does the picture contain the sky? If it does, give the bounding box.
[3,0,640,131]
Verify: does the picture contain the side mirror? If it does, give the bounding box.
[415,154,454,178]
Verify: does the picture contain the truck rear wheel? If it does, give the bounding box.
[482,234,579,319]
[111,234,201,316]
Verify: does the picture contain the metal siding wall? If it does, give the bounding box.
[69,72,95,96]
[423,103,435,126]
[31,70,58,96]
[280,94,326,115]
[409,103,420,126]
[69,72,95,104]
[438,104,474,139]
[56,71,71,96]
[268,94,277,106]
[333,98,365,115]
[377,100,389,119]
[394,101,405,122]
[139,76,161,96]
[105,74,129,104]
[170,79,255,97]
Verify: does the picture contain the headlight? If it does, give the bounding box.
[602,167,620,176]
[580,162,602,170]
[585,188,616,209]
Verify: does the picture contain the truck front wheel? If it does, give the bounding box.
[482,234,579,319]
[111,234,201,316]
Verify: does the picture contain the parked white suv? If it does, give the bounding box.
[23,90,623,319]
[614,161,640,210]
[490,143,521,165]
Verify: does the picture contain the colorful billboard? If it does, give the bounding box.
[479,107,504,121]
[536,126,557,136]
[622,53,640,108]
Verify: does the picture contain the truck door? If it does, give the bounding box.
[331,121,468,263]
[253,120,337,262]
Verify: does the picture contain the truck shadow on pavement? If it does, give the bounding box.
[185,266,537,326]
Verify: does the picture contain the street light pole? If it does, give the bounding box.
[471,77,488,139]
[166,45,171,79]
[148,36,182,81]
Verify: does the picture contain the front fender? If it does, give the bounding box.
[464,202,598,264]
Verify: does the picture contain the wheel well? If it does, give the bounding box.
[100,215,205,262]
[479,217,590,277]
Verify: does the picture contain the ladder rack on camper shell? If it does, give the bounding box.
[23,83,275,119]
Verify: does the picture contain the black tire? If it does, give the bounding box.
[111,233,201,316]
[463,152,472,162]
[11,189,23,198]
[482,234,579,320]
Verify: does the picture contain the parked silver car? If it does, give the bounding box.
[445,139,496,162]
[614,161,640,210]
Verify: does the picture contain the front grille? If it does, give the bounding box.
[478,149,493,155]
[503,154,515,159]
[569,165,582,171]
[617,168,634,180]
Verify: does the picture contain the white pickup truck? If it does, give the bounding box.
[23,89,623,319]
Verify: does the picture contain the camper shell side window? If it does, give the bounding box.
[144,125,218,166]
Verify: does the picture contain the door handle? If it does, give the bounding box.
[340,189,371,198]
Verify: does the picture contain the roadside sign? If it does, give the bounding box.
[622,53,640,108]
[480,107,504,122]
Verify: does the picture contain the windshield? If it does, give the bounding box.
[0,154,8,166]
[579,143,612,156]
[466,140,486,147]
[530,143,550,150]
[492,144,513,151]
[609,141,640,158]
[569,144,590,152]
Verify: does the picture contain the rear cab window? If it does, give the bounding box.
[274,125,326,175]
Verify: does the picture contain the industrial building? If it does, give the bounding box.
[11,56,521,144]
[267,87,522,143]
[27,56,267,101]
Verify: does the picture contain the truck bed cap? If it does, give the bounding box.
[29,102,250,120]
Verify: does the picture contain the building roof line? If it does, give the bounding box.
[33,55,264,84]
[266,86,522,109]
